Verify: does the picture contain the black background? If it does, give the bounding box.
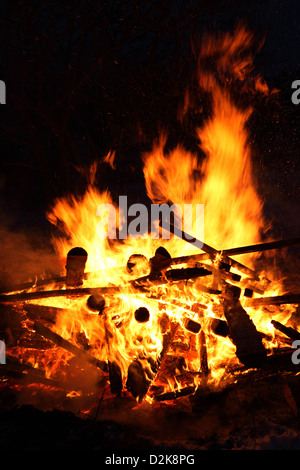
[0,0,299,242]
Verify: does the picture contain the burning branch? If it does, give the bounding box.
[271,320,300,341]
[171,237,300,264]
[245,293,300,307]
[32,320,108,373]
[162,220,262,280]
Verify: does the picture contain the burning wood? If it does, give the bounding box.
[126,254,149,276]
[209,318,229,337]
[0,364,67,389]
[2,236,296,296]
[183,318,201,334]
[0,265,213,303]
[125,359,152,402]
[1,23,300,426]
[65,247,88,287]
[154,385,196,402]
[271,320,300,341]
[199,330,209,377]
[32,320,108,373]
[126,318,180,403]
[134,307,150,323]
[0,286,125,303]
[1,233,299,407]
[245,293,300,307]
[222,294,267,368]
[86,294,106,314]
[162,220,262,280]
[171,237,300,265]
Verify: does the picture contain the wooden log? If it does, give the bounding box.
[245,293,300,307]
[209,318,229,337]
[126,254,149,276]
[134,307,150,323]
[0,355,70,388]
[199,330,209,376]
[222,299,267,368]
[221,237,300,257]
[0,247,88,294]
[4,236,294,295]
[126,318,179,403]
[271,320,300,341]
[103,311,123,395]
[87,294,122,394]
[126,359,152,402]
[0,270,113,295]
[172,237,300,264]
[23,304,65,322]
[107,361,123,395]
[162,220,261,280]
[0,285,130,303]
[0,266,212,304]
[0,277,66,295]
[0,367,67,388]
[149,246,172,278]
[154,385,196,402]
[32,320,108,373]
[86,295,106,313]
[183,318,201,334]
[221,283,241,302]
[65,247,88,287]
[132,265,212,287]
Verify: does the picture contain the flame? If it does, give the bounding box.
[9,26,297,403]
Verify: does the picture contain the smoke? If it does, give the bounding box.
[0,225,63,291]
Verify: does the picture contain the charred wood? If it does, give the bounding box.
[108,361,123,395]
[154,385,196,402]
[132,265,212,287]
[65,247,88,287]
[199,330,209,376]
[172,237,300,264]
[126,319,179,403]
[222,299,267,368]
[245,293,300,307]
[162,220,261,280]
[209,318,229,337]
[183,318,201,334]
[126,254,149,276]
[126,359,152,402]
[103,311,123,395]
[23,304,64,323]
[0,286,131,303]
[86,295,106,313]
[134,307,150,323]
[0,367,67,388]
[271,320,300,341]
[149,246,172,278]
[33,320,108,373]
[221,237,300,257]
[0,356,68,388]
[0,266,212,304]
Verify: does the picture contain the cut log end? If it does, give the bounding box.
[86,294,106,313]
[65,247,88,287]
[134,307,150,323]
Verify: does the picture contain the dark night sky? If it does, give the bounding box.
[0,0,299,241]
[220,0,300,78]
